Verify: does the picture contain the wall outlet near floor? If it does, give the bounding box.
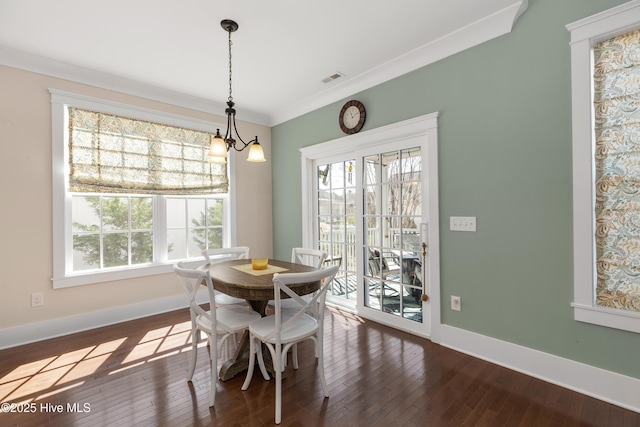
[31,292,44,307]
[451,295,461,311]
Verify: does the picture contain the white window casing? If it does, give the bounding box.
[51,89,232,288]
[567,0,640,333]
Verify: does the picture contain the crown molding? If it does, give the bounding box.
[269,0,528,125]
[0,44,271,126]
[0,0,526,128]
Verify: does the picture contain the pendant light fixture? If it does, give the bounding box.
[208,19,266,164]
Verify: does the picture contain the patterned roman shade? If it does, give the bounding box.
[593,30,640,312]
[68,108,228,195]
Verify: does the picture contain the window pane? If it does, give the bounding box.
[593,30,640,314]
[72,234,100,271]
[188,198,206,228]
[103,233,128,267]
[208,199,223,226]
[72,196,100,233]
[208,227,223,249]
[131,231,153,264]
[102,197,128,231]
[167,229,187,260]
[166,198,186,228]
[188,229,206,257]
[131,197,152,230]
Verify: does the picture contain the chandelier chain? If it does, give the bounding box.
[227,29,233,103]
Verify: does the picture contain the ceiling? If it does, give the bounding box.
[0,0,527,126]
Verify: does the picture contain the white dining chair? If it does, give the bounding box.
[267,248,328,364]
[267,248,327,311]
[241,264,339,424]
[202,247,251,307]
[174,262,261,407]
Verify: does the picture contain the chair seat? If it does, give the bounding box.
[197,305,261,334]
[215,292,247,306]
[249,313,318,343]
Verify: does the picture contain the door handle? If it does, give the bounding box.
[421,242,428,302]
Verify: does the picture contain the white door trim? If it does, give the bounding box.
[300,113,441,340]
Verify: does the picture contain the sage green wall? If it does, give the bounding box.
[272,0,639,378]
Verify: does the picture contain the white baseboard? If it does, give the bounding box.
[0,290,209,350]
[3,301,638,413]
[439,324,640,413]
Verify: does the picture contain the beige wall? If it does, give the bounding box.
[0,65,272,331]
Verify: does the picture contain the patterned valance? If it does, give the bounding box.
[593,30,640,313]
[68,108,228,195]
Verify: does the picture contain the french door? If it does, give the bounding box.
[301,114,439,338]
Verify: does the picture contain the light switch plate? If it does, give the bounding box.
[450,216,476,232]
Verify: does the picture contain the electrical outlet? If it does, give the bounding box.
[31,292,44,307]
[451,295,461,311]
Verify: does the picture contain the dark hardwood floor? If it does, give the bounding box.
[1,306,638,426]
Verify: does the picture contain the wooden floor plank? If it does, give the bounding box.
[1,306,638,426]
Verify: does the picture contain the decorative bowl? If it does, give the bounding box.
[251,258,268,270]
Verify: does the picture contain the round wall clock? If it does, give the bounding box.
[339,100,366,134]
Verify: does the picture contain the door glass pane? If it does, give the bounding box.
[363,154,380,186]
[317,160,357,302]
[363,147,423,323]
[364,216,381,246]
[364,185,377,215]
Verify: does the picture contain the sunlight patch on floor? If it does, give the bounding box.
[0,320,194,403]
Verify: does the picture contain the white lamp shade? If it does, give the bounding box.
[247,142,266,162]
[208,135,229,159]
[208,155,227,164]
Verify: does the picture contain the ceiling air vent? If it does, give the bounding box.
[321,72,344,84]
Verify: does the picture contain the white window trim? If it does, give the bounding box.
[567,0,640,333]
[50,89,234,288]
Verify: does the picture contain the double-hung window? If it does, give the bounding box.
[51,90,230,288]
[567,1,640,333]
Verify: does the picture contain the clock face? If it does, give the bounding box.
[339,100,366,134]
[343,106,361,129]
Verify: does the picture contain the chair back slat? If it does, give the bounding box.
[203,246,250,264]
[266,265,339,342]
[291,247,327,269]
[174,261,216,325]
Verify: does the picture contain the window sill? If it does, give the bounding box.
[53,259,204,289]
[572,303,640,334]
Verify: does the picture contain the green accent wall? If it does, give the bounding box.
[272,0,640,378]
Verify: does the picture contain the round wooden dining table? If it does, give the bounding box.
[205,258,321,381]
